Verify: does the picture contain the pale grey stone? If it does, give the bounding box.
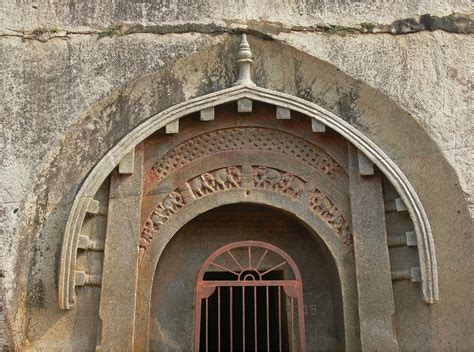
[348,146,398,351]
[118,150,135,175]
[276,106,291,119]
[165,119,180,134]
[1,2,472,351]
[200,107,215,121]
[358,149,375,176]
[237,98,253,112]
[99,147,144,351]
[311,118,326,132]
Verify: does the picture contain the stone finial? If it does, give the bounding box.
[233,34,255,86]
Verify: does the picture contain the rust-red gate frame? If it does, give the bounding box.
[194,240,306,352]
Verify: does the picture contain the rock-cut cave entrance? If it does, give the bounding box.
[198,269,289,351]
[149,204,344,351]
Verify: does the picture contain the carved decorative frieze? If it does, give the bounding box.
[60,84,438,310]
[140,166,351,257]
[139,166,244,255]
[189,166,242,197]
[252,166,305,199]
[148,127,345,186]
[309,188,352,246]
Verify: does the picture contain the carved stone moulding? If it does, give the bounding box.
[139,165,352,258]
[59,84,438,309]
[135,184,359,350]
[147,127,346,188]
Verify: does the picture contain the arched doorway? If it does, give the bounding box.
[57,35,438,351]
[149,204,343,351]
[194,240,306,352]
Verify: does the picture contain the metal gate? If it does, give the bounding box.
[194,241,306,351]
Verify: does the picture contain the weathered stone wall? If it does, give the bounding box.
[1,1,472,350]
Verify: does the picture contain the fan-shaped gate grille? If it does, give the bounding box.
[194,241,306,351]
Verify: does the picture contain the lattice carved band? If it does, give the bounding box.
[148,127,345,187]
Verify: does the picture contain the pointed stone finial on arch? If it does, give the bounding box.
[233,33,256,86]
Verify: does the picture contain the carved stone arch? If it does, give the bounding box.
[135,112,357,350]
[139,124,352,255]
[135,189,358,350]
[55,33,443,352]
[59,83,438,311]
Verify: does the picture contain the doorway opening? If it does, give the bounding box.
[149,204,344,351]
[200,271,289,351]
[194,241,306,351]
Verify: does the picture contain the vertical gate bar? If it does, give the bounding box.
[230,287,233,352]
[194,286,202,352]
[297,295,307,352]
[254,286,257,351]
[291,297,294,352]
[243,286,246,352]
[206,298,209,352]
[248,246,252,268]
[278,286,282,352]
[266,286,270,352]
[218,286,221,352]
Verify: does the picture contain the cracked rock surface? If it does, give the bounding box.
[1,1,473,351]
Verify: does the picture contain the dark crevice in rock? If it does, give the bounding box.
[0,12,472,42]
[390,13,473,34]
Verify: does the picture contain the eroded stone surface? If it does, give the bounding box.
[1,2,473,350]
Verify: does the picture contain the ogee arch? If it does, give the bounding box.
[59,83,438,310]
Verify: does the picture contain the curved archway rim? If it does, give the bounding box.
[59,84,438,309]
[195,240,304,282]
[137,191,356,350]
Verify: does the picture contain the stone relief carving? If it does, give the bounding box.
[139,166,244,255]
[140,166,350,257]
[190,166,242,197]
[60,85,437,310]
[252,166,305,199]
[148,127,344,186]
[309,188,352,246]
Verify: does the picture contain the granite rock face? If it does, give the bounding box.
[1,1,473,350]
